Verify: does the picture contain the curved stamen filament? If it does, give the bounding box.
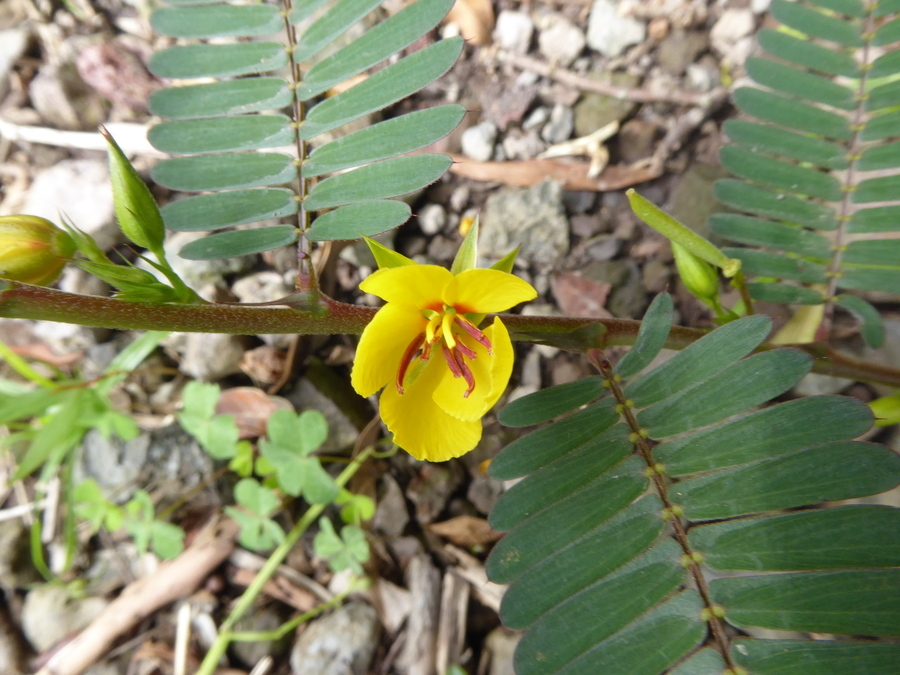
[455,340,477,360]
[454,349,476,398]
[443,344,463,379]
[396,333,425,395]
[441,311,457,350]
[455,316,492,354]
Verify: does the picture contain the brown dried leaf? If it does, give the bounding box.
[428,516,502,548]
[446,0,495,45]
[215,386,293,439]
[551,273,613,319]
[449,155,662,191]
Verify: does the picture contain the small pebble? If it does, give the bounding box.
[541,103,574,144]
[494,10,535,54]
[418,203,447,236]
[461,121,498,162]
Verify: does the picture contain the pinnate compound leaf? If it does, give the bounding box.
[498,376,604,427]
[302,105,465,177]
[151,3,283,38]
[307,201,411,241]
[731,639,900,674]
[148,116,293,156]
[300,38,463,140]
[148,78,291,119]
[178,226,298,261]
[148,42,288,79]
[304,155,452,210]
[161,189,297,232]
[298,0,455,100]
[835,294,885,347]
[613,292,673,378]
[152,154,296,192]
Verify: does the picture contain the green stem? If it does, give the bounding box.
[0,339,58,389]
[196,446,374,675]
[228,587,351,642]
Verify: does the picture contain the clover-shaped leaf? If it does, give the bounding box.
[313,518,370,575]
[259,410,337,504]
[225,478,286,552]
[122,490,184,559]
[336,489,376,525]
[73,479,124,533]
[177,381,239,460]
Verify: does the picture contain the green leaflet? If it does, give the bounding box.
[731,640,900,674]
[307,201,411,241]
[178,226,298,261]
[148,78,292,119]
[161,189,297,232]
[148,42,288,79]
[151,4,283,38]
[613,292,673,378]
[490,301,898,672]
[498,376,605,427]
[152,154,296,192]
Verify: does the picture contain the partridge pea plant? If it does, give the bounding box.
[2,0,900,673]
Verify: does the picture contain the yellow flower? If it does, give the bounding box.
[0,215,75,286]
[351,263,536,462]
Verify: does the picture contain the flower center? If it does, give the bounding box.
[396,305,493,398]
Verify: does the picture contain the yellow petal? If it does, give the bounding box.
[351,303,426,398]
[433,318,514,421]
[360,264,453,308]
[453,269,537,314]
[380,356,482,461]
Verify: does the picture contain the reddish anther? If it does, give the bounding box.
[454,349,477,398]
[455,316,493,354]
[455,340,477,360]
[443,344,464,379]
[396,333,425,394]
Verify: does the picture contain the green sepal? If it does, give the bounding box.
[102,126,166,255]
[627,189,740,277]
[673,242,719,302]
[363,235,415,269]
[491,245,520,274]
[59,215,109,265]
[76,259,182,303]
[450,217,478,274]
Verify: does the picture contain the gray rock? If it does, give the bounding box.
[794,373,850,397]
[286,379,359,453]
[494,10,534,54]
[0,599,26,675]
[33,320,105,354]
[642,259,671,293]
[0,29,28,96]
[232,271,295,348]
[584,234,622,261]
[233,605,291,667]
[143,423,216,499]
[522,106,549,131]
[540,103,574,144]
[290,602,380,675]
[0,518,41,592]
[502,130,546,160]
[461,121,498,162]
[75,429,150,503]
[657,29,708,75]
[29,62,105,130]
[24,159,118,251]
[573,73,639,137]
[372,474,409,537]
[710,8,755,56]
[22,585,108,652]
[175,332,247,381]
[158,230,256,294]
[686,59,719,92]
[481,179,569,265]
[537,14,586,66]
[583,260,647,318]
[418,204,447,236]
[587,0,646,58]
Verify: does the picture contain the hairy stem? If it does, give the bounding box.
[3,282,900,387]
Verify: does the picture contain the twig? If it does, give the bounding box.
[0,118,161,156]
[493,49,729,109]
[36,516,239,675]
[0,499,47,522]
[173,602,191,675]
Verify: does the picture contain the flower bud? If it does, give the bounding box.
[0,215,76,286]
[672,241,720,303]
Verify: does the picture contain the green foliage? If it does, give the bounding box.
[712,0,900,345]
[73,480,184,560]
[258,409,338,504]
[146,0,465,259]
[224,478,286,551]
[313,517,369,575]
[177,381,241,460]
[486,292,899,674]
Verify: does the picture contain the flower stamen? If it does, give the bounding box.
[455,316,493,354]
[454,349,477,398]
[455,340,477,360]
[396,333,425,395]
[443,344,464,379]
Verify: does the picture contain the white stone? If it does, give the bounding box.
[710,8,755,56]
[418,203,447,235]
[494,10,534,54]
[461,121,498,162]
[587,0,647,58]
[24,159,118,251]
[538,15,586,66]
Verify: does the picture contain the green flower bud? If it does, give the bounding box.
[672,241,720,303]
[0,215,76,286]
